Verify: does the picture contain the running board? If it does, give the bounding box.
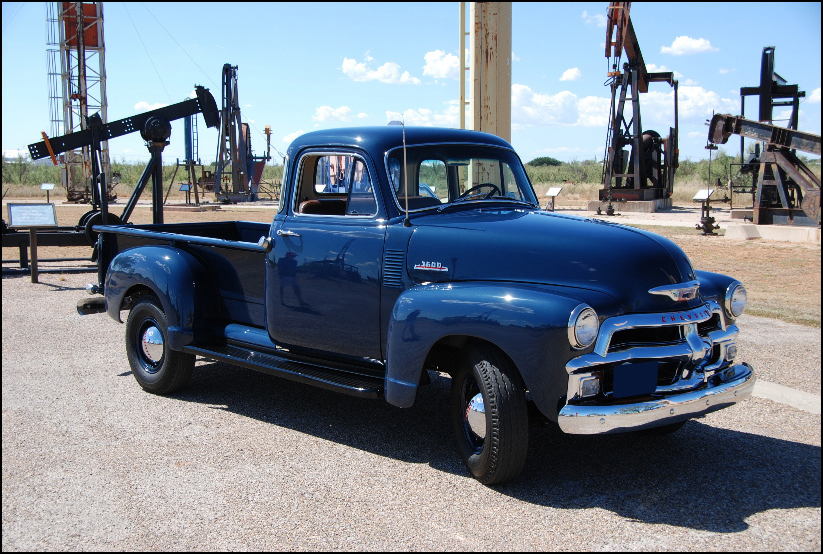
[183,344,383,398]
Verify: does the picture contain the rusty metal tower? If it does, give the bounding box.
[46,2,113,204]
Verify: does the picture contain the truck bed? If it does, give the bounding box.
[97,220,270,327]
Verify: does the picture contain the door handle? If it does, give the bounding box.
[277,229,301,237]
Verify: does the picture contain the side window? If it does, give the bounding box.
[502,163,526,200]
[419,160,447,201]
[294,154,377,217]
[347,159,377,216]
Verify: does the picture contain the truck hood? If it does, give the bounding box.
[406,207,700,314]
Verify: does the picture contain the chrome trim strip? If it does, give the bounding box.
[593,303,714,357]
[648,280,700,302]
[565,323,740,401]
[567,324,739,373]
[558,363,755,434]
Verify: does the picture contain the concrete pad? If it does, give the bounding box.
[730,209,753,220]
[587,198,672,213]
[757,225,821,244]
[724,223,821,244]
[753,380,822,414]
[725,224,761,240]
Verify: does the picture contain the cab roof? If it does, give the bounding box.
[285,126,515,158]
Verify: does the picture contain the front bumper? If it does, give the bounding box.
[557,363,755,434]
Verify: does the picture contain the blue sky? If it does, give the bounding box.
[2,2,820,167]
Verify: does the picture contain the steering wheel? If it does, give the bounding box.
[457,183,501,200]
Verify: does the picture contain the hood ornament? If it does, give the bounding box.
[649,280,700,302]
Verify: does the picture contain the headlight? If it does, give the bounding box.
[568,305,599,349]
[725,282,747,318]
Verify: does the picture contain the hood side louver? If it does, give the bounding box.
[383,249,405,289]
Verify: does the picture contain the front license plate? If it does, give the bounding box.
[612,361,658,398]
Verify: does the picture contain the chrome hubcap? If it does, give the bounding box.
[465,393,486,440]
[141,325,164,364]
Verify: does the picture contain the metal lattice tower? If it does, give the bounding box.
[46,2,112,202]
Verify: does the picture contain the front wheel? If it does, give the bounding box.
[450,344,529,485]
[125,294,194,394]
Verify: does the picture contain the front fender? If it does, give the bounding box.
[104,245,216,350]
[385,282,603,417]
[696,270,742,326]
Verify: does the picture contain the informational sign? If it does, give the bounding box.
[40,183,55,191]
[179,184,191,191]
[7,203,58,229]
[693,189,715,201]
[544,187,563,212]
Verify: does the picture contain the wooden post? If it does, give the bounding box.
[29,228,39,283]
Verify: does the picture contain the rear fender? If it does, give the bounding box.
[104,245,217,350]
[385,282,584,416]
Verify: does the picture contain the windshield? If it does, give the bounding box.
[386,145,538,212]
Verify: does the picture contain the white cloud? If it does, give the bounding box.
[134,101,167,112]
[357,112,368,119]
[576,96,611,127]
[560,68,582,82]
[582,10,607,27]
[641,86,737,125]
[687,131,704,138]
[512,51,520,62]
[661,36,718,55]
[282,130,304,144]
[719,68,734,74]
[809,87,821,104]
[245,103,252,108]
[645,64,684,79]
[342,57,420,84]
[385,103,459,127]
[3,149,30,159]
[423,50,459,80]
[511,84,609,127]
[313,105,354,122]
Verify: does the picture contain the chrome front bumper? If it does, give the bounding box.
[557,363,755,434]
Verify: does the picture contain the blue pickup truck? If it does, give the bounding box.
[84,126,755,484]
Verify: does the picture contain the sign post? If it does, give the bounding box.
[7,203,59,283]
[40,183,55,203]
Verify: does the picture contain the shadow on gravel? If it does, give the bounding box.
[1,273,88,291]
[174,360,820,534]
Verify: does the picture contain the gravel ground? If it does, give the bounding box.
[2,271,820,551]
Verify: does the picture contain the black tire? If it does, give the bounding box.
[639,419,687,436]
[451,344,529,485]
[125,294,194,395]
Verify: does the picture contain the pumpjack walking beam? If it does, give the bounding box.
[29,86,219,227]
[708,113,821,225]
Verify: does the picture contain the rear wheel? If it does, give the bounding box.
[125,294,194,394]
[450,344,529,485]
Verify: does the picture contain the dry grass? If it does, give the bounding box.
[3,199,820,328]
[630,225,821,327]
[531,178,755,208]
